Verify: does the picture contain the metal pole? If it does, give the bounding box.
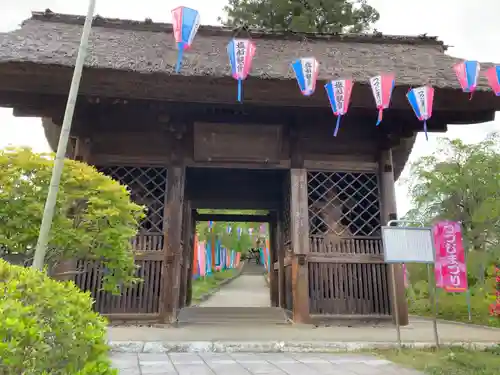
[32,0,97,270]
[427,263,440,348]
[390,264,402,349]
[464,247,472,321]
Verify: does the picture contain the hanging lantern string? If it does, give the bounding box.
[238,79,243,102]
[376,108,383,126]
[334,116,341,137]
[175,45,184,73]
[423,120,428,141]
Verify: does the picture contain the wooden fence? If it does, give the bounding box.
[74,233,164,319]
[307,236,391,317]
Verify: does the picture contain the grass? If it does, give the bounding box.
[375,346,500,375]
[191,268,238,304]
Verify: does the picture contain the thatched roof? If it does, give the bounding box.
[0,11,494,90]
[2,11,496,181]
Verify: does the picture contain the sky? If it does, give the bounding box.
[1,0,500,215]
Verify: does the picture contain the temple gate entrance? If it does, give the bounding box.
[8,11,497,326]
[73,164,394,324]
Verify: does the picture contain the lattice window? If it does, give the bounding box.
[98,166,167,233]
[307,171,381,237]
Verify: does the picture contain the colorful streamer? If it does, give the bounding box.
[291,57,319,96]
[406,86,434,141]
[369,73,395,126]
[227,38,256,102]
[191,235,243,279]
[485,65,500,95]
[453,60,480,98]
[171,6,200,73]
[324,79,353,137]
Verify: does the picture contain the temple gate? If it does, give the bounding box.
[1,11,499,325]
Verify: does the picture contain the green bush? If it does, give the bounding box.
[0,259,117,374]
[0,147,145,292]
[407,280,499,327]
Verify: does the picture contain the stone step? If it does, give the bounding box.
[177,307,289,325]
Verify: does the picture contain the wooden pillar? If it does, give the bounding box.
[161,165,185,323]
[186,211,196,307]
[269,213,279,307]
[290,168,310,323]
[277,211,286,308]
[179,200,192,309]
[379,148,409,326]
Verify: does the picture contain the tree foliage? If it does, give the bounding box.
[404,134,500,286]
[0,147,145,292]
[221,0,380,33]
[405,134,500,255]
[402,135,500,326]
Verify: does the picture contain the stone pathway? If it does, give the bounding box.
[198,271,270,308]
[111,352,424,375]
[109,317,500,344]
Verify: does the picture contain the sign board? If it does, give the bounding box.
[382,226,435,263]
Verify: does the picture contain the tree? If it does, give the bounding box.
[404,133,500,281]
[0,147,145,292]
[196,209,268,256]
[221,0,380,33]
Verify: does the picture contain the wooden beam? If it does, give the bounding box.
[0,89,496,130]
[307,253,384,263]
[289,168,310,324]
[194,212,271,223]
[2,64,500,113]
[191,198,280,210]
[379,148,409,326]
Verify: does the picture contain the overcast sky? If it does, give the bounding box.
[1,0,499,215]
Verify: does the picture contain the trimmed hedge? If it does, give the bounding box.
[0,259,116,374]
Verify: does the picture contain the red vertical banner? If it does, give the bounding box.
[433,221,468,293]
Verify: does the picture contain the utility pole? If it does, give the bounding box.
[32,0,97,270]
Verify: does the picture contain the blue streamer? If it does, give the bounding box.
[423,120,428,141]
[333,115,341,137]
[376,109,383,126]
[237,79,242,102]
[175,43,184,73]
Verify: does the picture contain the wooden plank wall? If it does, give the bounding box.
[308,237,391,317]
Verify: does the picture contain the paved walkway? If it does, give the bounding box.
[109,317,500,344]
[111,352,424,375]
[199,272,270,308]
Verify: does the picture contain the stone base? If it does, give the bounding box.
[109,340,499,353]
